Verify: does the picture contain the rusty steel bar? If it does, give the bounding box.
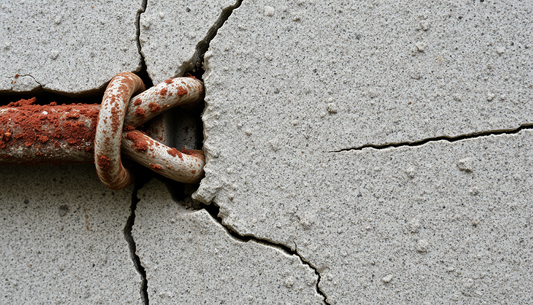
[1,73,206,189]
[0,98,99,165]
[124,76,203,127]
[94,72,145,190]
[122,130,205,184]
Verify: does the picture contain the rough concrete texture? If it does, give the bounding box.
[195,0,533,303]
[200,0,532,152]
[0,165,141,304]
[134,179,324,304]
[0,0,142,94]
[140,0,237,83]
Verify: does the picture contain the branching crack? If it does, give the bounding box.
[201,203,331,305]
[332,123,533,152]
[179,0,243,76]
[124,181,150,305]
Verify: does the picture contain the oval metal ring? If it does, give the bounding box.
[95,72,145,190]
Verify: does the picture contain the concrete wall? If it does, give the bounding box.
[1,0,532,304]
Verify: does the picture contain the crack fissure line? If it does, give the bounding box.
[180,0,243,76]
[135,0,153,87]
[201,203,332,305]
[124,182,150,305]
[332,123,533,152]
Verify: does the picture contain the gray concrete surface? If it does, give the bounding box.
[194,0,533,303]
[1,0,532,304]
[140,0,237,83]
[198,0,532,153]
[0,165,141,304]
[0,0,142,94]
[197,129,533,304]
[134,180,323,304]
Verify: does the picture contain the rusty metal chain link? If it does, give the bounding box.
[0,72,205,190]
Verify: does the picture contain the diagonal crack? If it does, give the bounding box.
[201,202,332,305]
[331,123,533,152]
[179,0,243,76]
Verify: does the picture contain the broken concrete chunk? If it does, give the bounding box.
[134,180,324,304]
[457,157,473,172]
[0,165,141,304]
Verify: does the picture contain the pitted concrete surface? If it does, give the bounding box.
[133,180,323,304]
[195,0,533,303]
[0,0,142,94]
[198,0,532,153]
[140,0,237,83]
[0,165,141,304]
[198,129,533,303]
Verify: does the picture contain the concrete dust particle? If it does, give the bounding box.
[382,274,394,283]
[405,167,416,178]
[292,12,301,21]
[327,103,338,114]
[408,217,421,233]
[418,20,430,31]
[416,42,426,52]
[416,239,429,252]
[487,93,496,101]
[457,157,473,172]
[50,50,59,60]
[496,47,505,54]
[264,6,275,16]
[284,276,295,288]
[159,12,165,18]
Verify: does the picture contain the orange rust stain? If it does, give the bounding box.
[134,107,146,117]
[177,87,187,96]
[148,103,161,113]
[150,163,162,170]
[97,155,111,171]
[167,147,183,159]
[125,130,149,151]
[182,148,205,161]
[0,98,99,163]
[133,99,142,106]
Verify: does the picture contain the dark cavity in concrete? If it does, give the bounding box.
[135,0,154,88]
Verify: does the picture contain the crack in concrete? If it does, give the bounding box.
[201,202,332,305]
[124,182,150,305]
[135,0,154,87]
[179,0,243,76]
[332,123,533,152]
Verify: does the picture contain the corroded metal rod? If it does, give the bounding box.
[0,75,205,188]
